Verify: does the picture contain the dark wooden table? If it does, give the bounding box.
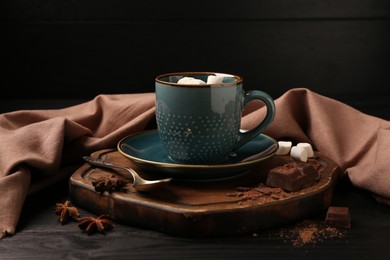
[1,175,389,260]
[1,99,389,260]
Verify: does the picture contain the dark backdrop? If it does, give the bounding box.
[1,0,389,115]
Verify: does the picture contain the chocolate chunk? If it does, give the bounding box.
[266,161,320,192]
[306,158,324,172]
[325,206,351,229]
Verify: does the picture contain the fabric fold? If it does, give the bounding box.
[1,93,156,238]
[0,88,389,239]
[242,88,390,204]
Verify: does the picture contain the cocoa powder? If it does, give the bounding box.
[226,158,326,203]
[227,156,347,246]
[226,184,289,203]
[274,219,347,247]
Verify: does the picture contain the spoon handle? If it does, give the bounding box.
[83,156,123,170]
[83,156,137,176]
[83,156,138,180]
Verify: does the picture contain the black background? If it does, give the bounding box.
[1,2,390,258]
[1,0,390,108]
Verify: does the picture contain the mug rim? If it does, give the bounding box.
[155,72,243,87]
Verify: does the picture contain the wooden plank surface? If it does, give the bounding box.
[69,149,340,237]
[0,145,389,259]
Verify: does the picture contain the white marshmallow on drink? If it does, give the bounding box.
[177,77,206,85]
[297,142,315,158]
[290,146,308,162]
[207,75,225,84]
[276,141,292,155]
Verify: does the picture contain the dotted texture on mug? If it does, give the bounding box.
[156,111,240,163]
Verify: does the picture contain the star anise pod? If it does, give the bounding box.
[77,214,115,235]
[54,200,80,224]
[92,174,128,193]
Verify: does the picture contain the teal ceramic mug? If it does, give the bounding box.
[155,72,275,164]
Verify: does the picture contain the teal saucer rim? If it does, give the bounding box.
[117,130,278,171]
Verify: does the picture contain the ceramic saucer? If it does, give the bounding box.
[117,130,278,181]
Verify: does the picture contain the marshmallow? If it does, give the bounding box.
[276,141,292,155]
[297,142,315,158]
[290,146,308,162]
[177,77,206,85]
[207,75,224,84]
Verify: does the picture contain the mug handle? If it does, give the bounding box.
[234,90,276,149]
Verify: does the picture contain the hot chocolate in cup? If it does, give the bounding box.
[155,72,275,164]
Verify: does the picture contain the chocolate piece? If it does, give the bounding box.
[325,206,351,229]
[266,161,320,192]
[306,158,324,172]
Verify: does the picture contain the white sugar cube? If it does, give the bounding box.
[290,146,308,162]
[297,142,314,157]
[276,141,292,155]
[177,77,206,85]
[207,75,224,84]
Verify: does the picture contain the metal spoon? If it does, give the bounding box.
[83,156,172,192]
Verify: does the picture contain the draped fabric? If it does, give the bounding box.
[1,88,389,238]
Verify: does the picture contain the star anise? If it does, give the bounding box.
[54,200,80,224]
[77,214,115,235]
[92,174,128,193]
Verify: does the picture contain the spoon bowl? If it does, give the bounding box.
[83,156,172,192]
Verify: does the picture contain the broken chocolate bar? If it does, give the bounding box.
[266,161,320,192]
[325,206,351,229]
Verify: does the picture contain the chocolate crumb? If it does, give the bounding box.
[226,192,244,198]
[236,187,252,192]
[274,219,347,247]
[226,183,289,203]
[253,186,272,195]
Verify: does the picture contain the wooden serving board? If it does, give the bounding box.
[69,149,340,238]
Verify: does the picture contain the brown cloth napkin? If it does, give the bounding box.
[0,88,389,238]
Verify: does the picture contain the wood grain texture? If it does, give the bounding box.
[1,172,389,260]
[69,149,340,238]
